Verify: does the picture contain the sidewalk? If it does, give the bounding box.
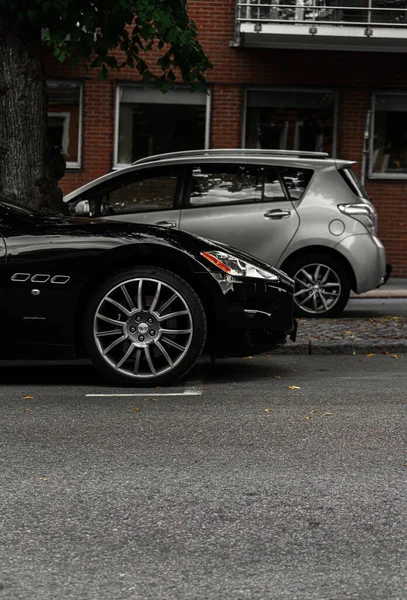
[350,277,407,298]
[277,277,407,355]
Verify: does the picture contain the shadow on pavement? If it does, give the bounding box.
[0,362,102,386]
[0,355,293,388]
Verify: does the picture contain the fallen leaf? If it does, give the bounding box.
[24,407,32,412]
[392,354,399,359]
[273,375,281,379]
[24,395,34,400]
[39,477,47,481]
[352,351,356,355]
[145,397,157,401]
[264,353,271,358]
[289,385,301,390]
[310,409,319,414]
[155,386,161,389]
[322,412,332,417]
[366,353,375,357]
[263,409,269,413]
[244,356,253,359]
[305,415,311,420]
[132,408,142,412]
[345,330,352,334]
[381,350,389,355]
[292,369,297,372]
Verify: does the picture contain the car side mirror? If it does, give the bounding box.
[74,200,90,216]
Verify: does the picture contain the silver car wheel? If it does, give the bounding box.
[293,263,342,315]
[93,277,193,379]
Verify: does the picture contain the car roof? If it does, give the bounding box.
[64,149,353,202]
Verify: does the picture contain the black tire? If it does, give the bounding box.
[285,253,351,318]
[83,266,207,386]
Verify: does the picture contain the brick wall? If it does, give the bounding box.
[44,0,407,276]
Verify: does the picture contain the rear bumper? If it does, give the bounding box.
[377,263,393,288]
[335,234,387,293]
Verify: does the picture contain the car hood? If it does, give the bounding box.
[24,214,289,280]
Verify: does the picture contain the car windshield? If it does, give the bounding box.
[0,194,39,218]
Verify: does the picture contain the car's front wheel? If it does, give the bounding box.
[83,267,207,386]
[285,253,351,318]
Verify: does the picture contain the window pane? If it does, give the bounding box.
[372,94,407,174]
[47,81,81,165]
[279,167,313,200]
[246,90,335,155]
[263,168,286,201]
[106,172,178,215]
[189,165,262,207]
[118,88,207,164]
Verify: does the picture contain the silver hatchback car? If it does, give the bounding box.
[65,149,391,318]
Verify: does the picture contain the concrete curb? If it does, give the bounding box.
[275,340,407,355]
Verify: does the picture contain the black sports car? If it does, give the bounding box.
[0,195,296,386]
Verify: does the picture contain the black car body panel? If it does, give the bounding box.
[0,197,296,361]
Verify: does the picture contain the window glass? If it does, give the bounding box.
[245,89,335,155]
[47,80,82,167]
[372,93,407,175]
[279,167,313,200]
[263,168,286,201]
[189,165,262,207]
[104,170,179,215]
[117,86,208,165]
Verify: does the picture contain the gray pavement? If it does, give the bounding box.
[1,354,406,600]
[283,278,407,355]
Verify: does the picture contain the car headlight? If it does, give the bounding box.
[201,250,279,281]
[338,203,378,235]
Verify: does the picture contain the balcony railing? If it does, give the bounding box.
[235,1,407,51]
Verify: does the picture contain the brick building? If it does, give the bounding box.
[44,0,407,276]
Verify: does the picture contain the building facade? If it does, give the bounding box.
[44,0,407,276]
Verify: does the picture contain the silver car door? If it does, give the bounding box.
[179,163,300,266]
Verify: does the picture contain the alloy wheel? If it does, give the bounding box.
[93,277,194,379]
[293,263,341,315]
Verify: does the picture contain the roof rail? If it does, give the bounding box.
[132,148,329,166]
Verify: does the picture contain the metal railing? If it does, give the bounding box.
[237,1,407,28]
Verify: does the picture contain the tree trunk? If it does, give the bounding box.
[0,16,66,214]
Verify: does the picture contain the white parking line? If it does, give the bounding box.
[85,391,201,397]
[85,377,204,398]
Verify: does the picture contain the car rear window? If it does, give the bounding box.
[338,167,369,199]
[279,167,313,200]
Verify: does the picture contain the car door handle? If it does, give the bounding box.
[155,220,176,228]
[263,209,291,220]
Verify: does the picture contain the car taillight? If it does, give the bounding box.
[338,203,378,236]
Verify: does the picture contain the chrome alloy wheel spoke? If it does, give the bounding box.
[161,336,186,352]
[103,335,127,355]
[94,277,193,379]
[160,328,192,335]
[149,282,162,314]
[96,313,125,327]
[144,345,156,375]
[156,310,189,322]
[116,343,135,369]
[121,284,135,311]
[154,340,174,367]
[105,297,132,317]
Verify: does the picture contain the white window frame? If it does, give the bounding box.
[370,90,407,180]
[113,84,211,169]
[242,86,338,157]
[47,80,83,169]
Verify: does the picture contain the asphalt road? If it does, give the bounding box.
[1,354,406,600]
